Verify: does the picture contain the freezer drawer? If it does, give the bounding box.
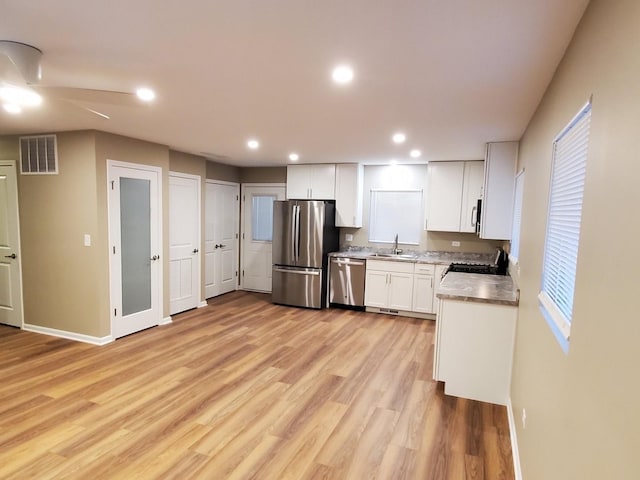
[272,266,323,309]
[329,257,365,307]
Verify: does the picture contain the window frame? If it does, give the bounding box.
[538,100,592,352]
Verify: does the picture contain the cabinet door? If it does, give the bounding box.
[309,164,336,200]
[364,270,388,308]
[335,164,363,227]
[460,161,484,233]
[286,165,310,199]
[427,162,464,231]
[412,274,434,313]
[388,272,414,311]
[481,142,518,239]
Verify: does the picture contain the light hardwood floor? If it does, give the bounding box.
[0,291,514,479]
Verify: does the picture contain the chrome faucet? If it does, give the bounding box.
[393,234,403,255]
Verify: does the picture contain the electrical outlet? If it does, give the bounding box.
[451,241,461,247]
[84,234,91,247]
[345,233,354,242]
[522,408,527,429]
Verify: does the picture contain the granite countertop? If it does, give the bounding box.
[436,272,519,306]
[329,249,495,265]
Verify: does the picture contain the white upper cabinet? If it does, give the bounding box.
[335,163,363,227]
[427,161,483,233]
[286,164,336,200]
[480,142,518,240]
[459,161,484,233]
[427,161,465,231]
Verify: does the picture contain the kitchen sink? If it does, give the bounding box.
[372,253,417,259]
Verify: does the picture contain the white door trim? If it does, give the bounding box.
[169,171,202,314]
[0,160,24,328]
[107,159,163,338]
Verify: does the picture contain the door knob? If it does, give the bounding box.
[4,253,16,259]
[219,244,226,248]
[193,248,199,254]
[150,255,160,261]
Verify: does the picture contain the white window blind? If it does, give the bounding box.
[510,170,525,262]
[538,102,591,345]
[369,190,422,244]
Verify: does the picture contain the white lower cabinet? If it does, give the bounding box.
[412,263,435,314]
[433,298,517,406]
[364,260,414,311]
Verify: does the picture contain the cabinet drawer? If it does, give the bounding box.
[414,263,435,275]
[366,259,414,274]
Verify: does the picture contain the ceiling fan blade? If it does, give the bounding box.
[36,86,139,106]
[60,98,110,119]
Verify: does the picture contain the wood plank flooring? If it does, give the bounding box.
[0,291,514,479]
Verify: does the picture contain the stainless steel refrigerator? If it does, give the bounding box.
[272,200,339,309]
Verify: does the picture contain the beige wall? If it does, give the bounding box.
[344,164,501,253]
[240,166,286,184]
[206,160,241,183]
[511,1,640,478]
[0,131,108,337]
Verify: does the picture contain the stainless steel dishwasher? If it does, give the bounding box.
[329,257,366,307]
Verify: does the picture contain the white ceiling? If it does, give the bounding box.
[0,0,589,167]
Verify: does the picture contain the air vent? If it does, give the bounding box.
[19,134,58,174]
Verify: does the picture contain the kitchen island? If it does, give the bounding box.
[434,272,520,406]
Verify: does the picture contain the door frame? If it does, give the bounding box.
[205,179,240,297]
[107,159,163,339]
[169,171,202,314]
[240,182,286,291]
[0,160,24,328]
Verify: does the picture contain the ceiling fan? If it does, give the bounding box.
[0,40,154,118]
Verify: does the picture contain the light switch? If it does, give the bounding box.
[84,234,91,247]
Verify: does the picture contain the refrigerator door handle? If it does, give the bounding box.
[294,204,301,263]
[290,203,297,264]
[274,267,320,276]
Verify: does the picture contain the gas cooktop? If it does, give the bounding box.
[446,262,499,275]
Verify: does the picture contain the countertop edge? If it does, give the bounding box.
[435,292,519,307]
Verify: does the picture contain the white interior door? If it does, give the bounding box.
[205,181,239,298]
[0,161,23,328]
[108,161,162,339]
[241,184,285,292]
[169,172,201,314]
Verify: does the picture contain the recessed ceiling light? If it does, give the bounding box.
[332,65,354,85]
[410,149,422,158]
[289,153,299,161]
[3,103,21,114]
[247,139,260,150]
[0,85,42,107]
[136,87,155,102]
[392,132,406,144]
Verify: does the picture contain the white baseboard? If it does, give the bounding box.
[198,301,208,308]
[23,323,113,346]
[159,316,172,325]
[507,397,523,480]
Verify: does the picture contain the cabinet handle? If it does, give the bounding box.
[431,277,433,288]
[471,206,477,227]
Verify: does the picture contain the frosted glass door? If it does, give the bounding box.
[120,177,152,316]
[108,161,161,339]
